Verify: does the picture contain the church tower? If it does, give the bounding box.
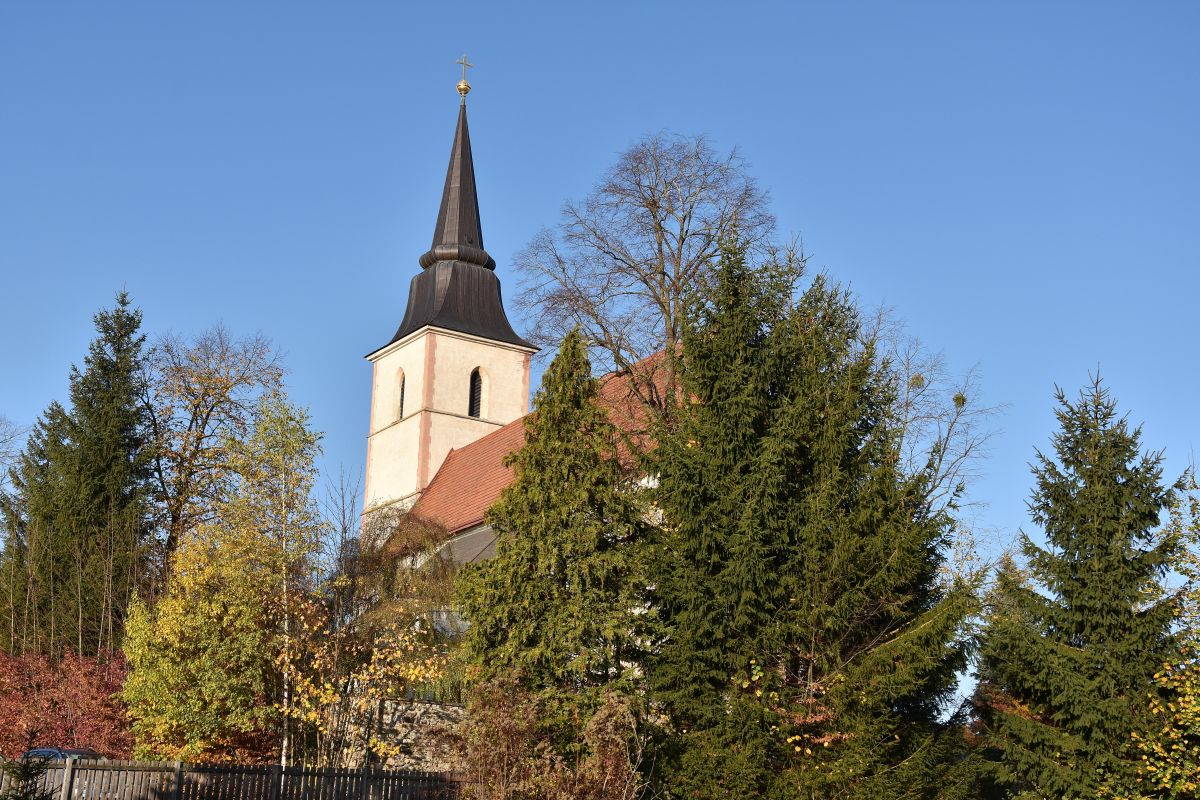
[364,74,535,515]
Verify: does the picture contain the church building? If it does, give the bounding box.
[362,72,540,563]
[363,74,653,566]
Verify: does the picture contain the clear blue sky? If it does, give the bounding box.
[2,2,1197,557]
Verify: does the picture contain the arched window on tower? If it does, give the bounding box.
[468,368,483,418]
[396,371,405,420]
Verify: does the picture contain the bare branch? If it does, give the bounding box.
[0,415,26,495]
[868,308,1005,516]
[513,133,779,414]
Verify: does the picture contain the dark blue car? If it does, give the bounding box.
[21,748,103,761]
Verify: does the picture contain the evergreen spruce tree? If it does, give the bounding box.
[455,328,653,696]
[0,403,71,653]
[0,292,151,656]
[647,244,976,799]
[0,754,56,800]
[976,380,1180,798]
[62,290,152,653]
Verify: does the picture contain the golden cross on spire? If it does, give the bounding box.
[456,54,473,81]
[456,54,473,102]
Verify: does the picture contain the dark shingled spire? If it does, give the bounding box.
[383,101,534,350]
[418,104,494,271]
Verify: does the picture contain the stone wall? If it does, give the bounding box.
[373,699,466,773]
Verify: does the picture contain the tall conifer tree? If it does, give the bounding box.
[1,292,151,655]
[456,329,653,693]
[1,403,71,653]
[647,244,976,799]
[976,380,1180,798]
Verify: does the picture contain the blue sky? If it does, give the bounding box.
[2,2,1197,557]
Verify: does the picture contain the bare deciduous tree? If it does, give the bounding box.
[0,415,24,494]
[870,310,1003,518]
[514,133,787,413]
[143,325,283,562]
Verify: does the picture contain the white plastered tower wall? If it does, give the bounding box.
[364,326,532,514]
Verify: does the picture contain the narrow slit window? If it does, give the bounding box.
[468,368,482,418]
[397,374,405,420]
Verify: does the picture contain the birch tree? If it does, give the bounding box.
[123,394,325,763]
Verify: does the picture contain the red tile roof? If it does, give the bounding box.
[597,351,670,464]
[408,354,672,535]
[409,416,526,533]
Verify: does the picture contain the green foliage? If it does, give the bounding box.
[122,393,325,762]
[976,380,1181,799]
[453,329,654,795]
[0,756,55,800]
[122,588,275,761]
[0,292,152,656]
[1119,492,1200,799]
[456,328,653,692]
[646,243,977,798]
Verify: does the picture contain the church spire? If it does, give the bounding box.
[381,66,533,351]
[418,101,495,271]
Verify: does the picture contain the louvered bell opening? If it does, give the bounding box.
[468,368,482,418]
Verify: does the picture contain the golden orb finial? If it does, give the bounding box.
[455,54,474,103]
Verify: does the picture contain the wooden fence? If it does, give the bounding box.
[0,760,458,800]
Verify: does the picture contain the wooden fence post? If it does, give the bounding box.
[358,763,370,800]
[172,761,184,800]
[57,758,75,800]
[269,764,282,800]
